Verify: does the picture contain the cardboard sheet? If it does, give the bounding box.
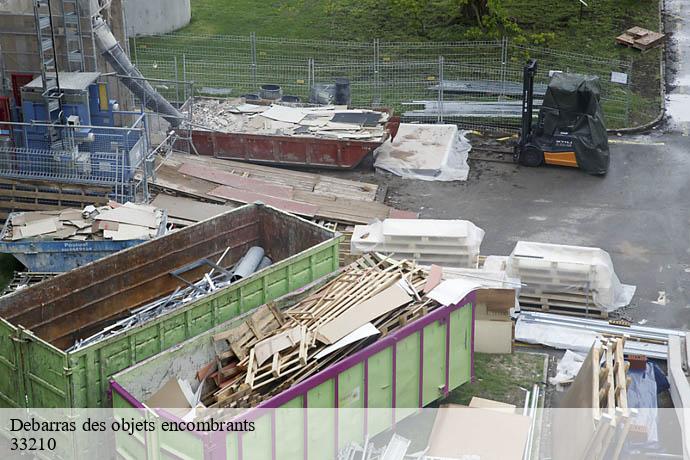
[317,282,412,344]
[469,397,517,413]
[260,105,306,124]
[95,207,158,228]
[427,405,530,460]
[474,320,512,354]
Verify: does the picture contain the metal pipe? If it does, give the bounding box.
[231,246,265,281]
[92,16,183,127]
[257,256,273,271]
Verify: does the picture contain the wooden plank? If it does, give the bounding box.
[254,326,301,365]
[151,194,236,222]
[208,185,318,217]
[167,152,380,201]
[178,162,295,199]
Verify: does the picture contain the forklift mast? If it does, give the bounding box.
[520,59,538,148]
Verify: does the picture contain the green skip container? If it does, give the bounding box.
[0,203,341,408]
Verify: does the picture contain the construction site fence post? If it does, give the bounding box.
[500,36,508,99]
[250,32,258,88]
[438,56,445,124]
[374,38,381,107]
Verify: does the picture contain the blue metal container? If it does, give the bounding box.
[0,211,167,272]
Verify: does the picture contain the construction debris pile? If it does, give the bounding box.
[189,255,438,409]
[68,245,272,352]
[149,153,414,226]
[2,202,165,242]
[192,98,390,141]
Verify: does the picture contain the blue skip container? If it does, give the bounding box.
[0,211,167,272]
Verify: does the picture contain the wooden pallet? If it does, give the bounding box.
[556,337,631,459]
[616,26,665,51]
[204,255,430,409]
[0,178,111,220]
[519,298,608,319]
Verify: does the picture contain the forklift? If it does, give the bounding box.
[513,59,610,175]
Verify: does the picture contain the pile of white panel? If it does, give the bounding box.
[350,219,485,268]
[506,241,636,315]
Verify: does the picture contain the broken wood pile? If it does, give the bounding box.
[616,27,665,51]
[555,338,632,460]
[147,153,412,225]
[2,202,165,241]
[196,255,434,409]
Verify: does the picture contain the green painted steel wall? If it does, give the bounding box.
[0,238,340,409]
[111,301,474,460]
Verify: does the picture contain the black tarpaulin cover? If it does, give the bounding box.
[538,73,609,174]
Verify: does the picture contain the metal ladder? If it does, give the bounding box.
[60,0,85,72]
[32,0,62,132]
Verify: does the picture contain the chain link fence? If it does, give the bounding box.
[132,33,633,132]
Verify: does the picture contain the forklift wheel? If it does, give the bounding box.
[520,146,544,167]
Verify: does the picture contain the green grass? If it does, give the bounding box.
[144,0,662,127]
[442,352,547,407]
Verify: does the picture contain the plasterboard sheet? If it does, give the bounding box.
[427,279,480,306]
[104,223,151,241]
[19,218,59,238]
[260,105,306,124]
[469,396,517,413]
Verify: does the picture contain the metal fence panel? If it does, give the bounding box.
[132,33,633,132]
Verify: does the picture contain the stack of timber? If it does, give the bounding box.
[0,177,111,221]
[507,242,635,319]
[616,27,665,51]
[193,255,435,409]
[351,219,485,268]
[146,153,413,226]
[555,338,632,460]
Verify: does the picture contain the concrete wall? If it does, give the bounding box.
[123,0,190,37]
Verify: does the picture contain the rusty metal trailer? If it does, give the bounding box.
[186,127,397,169]
[0,204,341,408]
[109,291,476,459]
